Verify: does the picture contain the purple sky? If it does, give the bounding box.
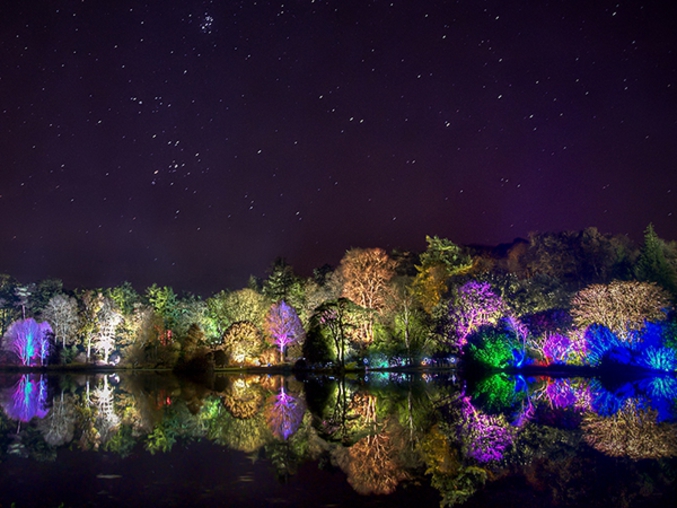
[1,0,676,295]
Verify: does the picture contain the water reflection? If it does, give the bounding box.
[0,371,675,507]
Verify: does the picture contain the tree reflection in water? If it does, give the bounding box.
[0,371,676,507]
[1,374,48,423]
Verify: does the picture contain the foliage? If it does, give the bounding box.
[431,465,488,508]
[465,324,518,370]
[635,223,677,295]
[310,298,360,367]
[412,236,472,313]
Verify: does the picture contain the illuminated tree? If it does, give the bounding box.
[42,293,79,350]
[339,247,396,344]
[383,276,432,364]
[93,299,123,364]
[340,248,396,310]
[571,280,671,339]
[582,400,677,460]
[78,290,105,361]
[265,300,305,362]
[536,330,587,366]
[3,318,53,366]
[412,236,473,314]
[448,281,506,350]
[221,321,265,366]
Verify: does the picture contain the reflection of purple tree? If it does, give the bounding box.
[535,378,592,412]
[449,281,505,350]
[265,301,305,362]
[266,387,305,440]
[2,375,49,422]
[459,396,513,462]
[3,319,53,366]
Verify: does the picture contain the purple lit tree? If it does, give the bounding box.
[2,374,49,422]
[3,318,53,366]
[448,281,506,351]
[265,301,305,362]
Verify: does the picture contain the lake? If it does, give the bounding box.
[0,370,676,507]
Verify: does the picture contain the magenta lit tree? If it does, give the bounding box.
[449,281,506,351]
[265,387,306,440]
[265,301,305,362]
[3,318,53,366]
[2,374,49,422]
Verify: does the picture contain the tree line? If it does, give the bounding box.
[1,224,676,370]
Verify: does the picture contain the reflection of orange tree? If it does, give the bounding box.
[220,321,265,366]
[335,425,409,495]
[582,400,677,460]
[222,377,265,419]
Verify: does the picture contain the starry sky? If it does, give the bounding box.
[1,0,676,295]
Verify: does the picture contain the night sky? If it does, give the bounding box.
[1,0,676,295]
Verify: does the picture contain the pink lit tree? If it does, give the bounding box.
[3,318,53,366]
[265,301,305,362]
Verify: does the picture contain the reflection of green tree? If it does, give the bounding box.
[431,465,488,508]
[470,373,524,414]
[207,408,272,453]
[103,424,136,457]
[144,401,206,454]
[145,422,177,454]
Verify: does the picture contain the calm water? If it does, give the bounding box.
[0,370,676,508]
